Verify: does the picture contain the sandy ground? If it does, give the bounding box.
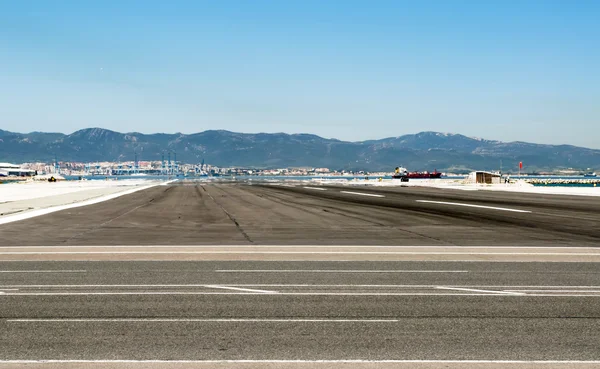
[0,179,159,203]
[0,179,163,218]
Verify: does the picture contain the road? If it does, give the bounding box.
[1,182,599,368]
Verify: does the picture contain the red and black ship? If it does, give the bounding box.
[393,167,443,180]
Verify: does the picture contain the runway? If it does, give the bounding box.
[0,182,599,246]
[1,183,599,367]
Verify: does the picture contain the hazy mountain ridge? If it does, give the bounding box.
[1,128,599,172]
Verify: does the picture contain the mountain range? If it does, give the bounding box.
[1,128,599,173]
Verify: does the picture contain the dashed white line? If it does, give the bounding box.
[340,191,385,198]
[505,290,600,293]
[7,318,401,323]
[416,200,531,213]
[0,270,86,273]
[203,285,277,294]
[216,270,469,273]
[303,187,327,191]
[436,286,525,295]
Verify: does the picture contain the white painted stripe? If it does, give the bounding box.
[416,200,531,213]
[3,245,598,249]
[0,251,598,255]
[436,286,524,295]
[3,284,598,288]
[340,191,385,198]
[0,270,86,273]
[0,360,599,364]
[160,179,179,186]
[505,290,600,293]
[0,284,236,288]
[0,182,165,225]
[8,318,401,323]
[229,284,600,288]
[303,187,327,191]
[203,285,277,294]
[216,270,468,273]
[1,292,283,296]
[2,292,597,297]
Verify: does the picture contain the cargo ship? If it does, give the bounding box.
[392,167,443,181]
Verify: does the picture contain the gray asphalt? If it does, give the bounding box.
[1,261,600,361]
[1,182,600,366]
[0,182,599,246]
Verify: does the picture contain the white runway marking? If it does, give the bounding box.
[3,284,599,289]
[8,318,402,323]
[203,285,277,294]
[216,270,469,273]
[1,283,599,297]
[160,179,179,186]
[303,187,327,191]
[340,191,385,198]
[0,292,545,296]
[2,292,599,297]
[0,284,250,288]
[0,270,86,273]
[220,284,600,288]
[1,251,599,255]
[3,245,599,249]
[436,286,524,295]
[416,200,532,213]
[1,360,600,364]
[505,289,600,293]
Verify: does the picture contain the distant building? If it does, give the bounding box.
[468,171,502,184]
[0,163,36,177]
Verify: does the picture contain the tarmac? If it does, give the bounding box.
[1,182,599,247]
[0,182,599,368]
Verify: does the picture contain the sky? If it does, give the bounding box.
[0,1,599,148]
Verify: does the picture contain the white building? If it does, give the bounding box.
[0,163,37,177]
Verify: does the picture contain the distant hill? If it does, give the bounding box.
[1,128,599,172]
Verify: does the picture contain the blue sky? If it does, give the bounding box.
[1,1,599,147]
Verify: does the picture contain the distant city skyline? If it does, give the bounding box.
[1,1,599,148]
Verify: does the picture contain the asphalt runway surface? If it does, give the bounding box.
[1,260,600,363]
[1,182,600,367]
[1,182,599,246]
